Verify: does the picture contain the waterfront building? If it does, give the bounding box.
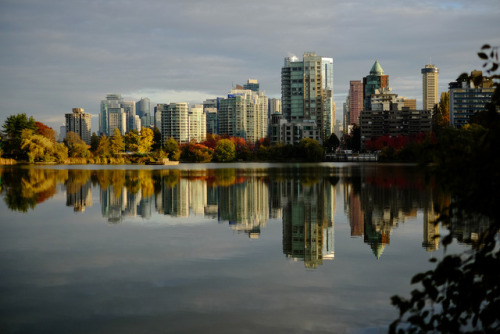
[218,85,268,143]
[189,104,207,142]
[136,97,150,119]
[359,88,432,147]
[363,61,389,110]
[348,80,363,125]
[449,70,494,128]
[277,52,334,144]
[203,98,220,134]
[59,126,66,142]
[158,102,190,144]
[108,107,127,135]
[100,94,136,136]
[65,108,91,144]
[141,113,154,128]
[421,64,439,111]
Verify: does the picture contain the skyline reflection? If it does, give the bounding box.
[0,165,488,265]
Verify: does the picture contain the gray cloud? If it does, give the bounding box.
[1,0,499,132]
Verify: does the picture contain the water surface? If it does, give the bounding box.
[0,163,472,333]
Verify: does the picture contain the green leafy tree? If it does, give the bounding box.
[390,45,500,334]
[213,139,236,162]
[324,133,340,153]
[110,128,125,156]
[164,137,180,161]
[1,113,37,159]
[297,138,324,162]
[90,132,100,152]
[152,127,162,151]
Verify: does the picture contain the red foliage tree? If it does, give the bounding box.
[35,121,56,142]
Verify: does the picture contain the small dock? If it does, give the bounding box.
[325,152,379,162]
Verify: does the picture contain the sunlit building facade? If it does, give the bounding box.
[421,64,439,111]
[277,52,334,144]
[65,108,91,144]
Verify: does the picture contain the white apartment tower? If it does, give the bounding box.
[277,52,334,144]
[218,83,268,143]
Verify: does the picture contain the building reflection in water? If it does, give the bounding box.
[280,178,335,268]
[1,166,492,265]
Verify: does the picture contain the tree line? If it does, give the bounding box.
[0,117,342,164]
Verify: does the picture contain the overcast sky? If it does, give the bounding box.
[1,0,499,133]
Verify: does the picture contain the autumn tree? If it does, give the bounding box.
[125,129,140,152]
[35,122,56,142]
[138,127,154,153]
[94,135,111,158]
[64,131,90,158]
[21,129,67,163]
[180,142,213,162]
[432,92,450,131]
[110,128,125,156]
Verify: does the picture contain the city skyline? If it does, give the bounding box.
[1,1,499,133]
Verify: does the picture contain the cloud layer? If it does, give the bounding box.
[1,0,499,131]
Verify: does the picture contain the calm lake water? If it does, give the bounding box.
[0,163,473,333]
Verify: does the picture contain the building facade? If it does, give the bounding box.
[363,61,389,110]
[203,98,220,135]
[277,52,334,145]
[189,104,207,143]
[158,102,190,144]
[99,94,138,136]
[218,87,268,143]
[349,80,363,125]
[421,64,439,111]
[65,108,92,144]
[449,70,494,128]
[359,88,432,146]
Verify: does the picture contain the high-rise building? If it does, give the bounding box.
[421,64,439,111]
[203,98,220,135]
[449,70,494,128]
[65,108,91,144]
[359,88,432,147]
[403,98,417,110]
[189,104,207,142]
[348,80,363,125]
[363,61,389,109]
[158,102,190,144]
[99,94,137,135]
[243,79,260,92]
[279,52,334,144]
[136,97,150,119]
[218,87,268,143]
